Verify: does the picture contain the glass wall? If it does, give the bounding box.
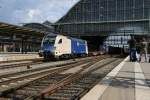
[54,0,150,35]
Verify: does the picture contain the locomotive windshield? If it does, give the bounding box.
[42,35,56,46]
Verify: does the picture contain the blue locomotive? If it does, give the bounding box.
[39,34,88,59]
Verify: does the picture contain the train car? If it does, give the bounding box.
[39,34,88,59]
[103,34,131,54]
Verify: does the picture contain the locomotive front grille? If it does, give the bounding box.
[43,51,55,58]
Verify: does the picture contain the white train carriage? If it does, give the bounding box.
[103,34,131,53]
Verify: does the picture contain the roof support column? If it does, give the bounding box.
[3,44,7,53]
[12,34,16,52]
[21,35,28,54]
[21,36,24,54]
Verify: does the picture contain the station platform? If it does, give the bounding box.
[81,56,150,100]
[0,53,41,62]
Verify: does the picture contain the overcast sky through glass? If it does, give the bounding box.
[0,0,79,25]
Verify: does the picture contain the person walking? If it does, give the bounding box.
[139,37,148,62]
[128,35,137,62]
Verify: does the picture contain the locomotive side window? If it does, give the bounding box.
[58,39,62,44]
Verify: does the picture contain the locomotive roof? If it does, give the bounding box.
[45,34,87,43]
[70,37,86,43]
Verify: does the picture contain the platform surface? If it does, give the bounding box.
[0,53,41,61]
[81,56,150,100]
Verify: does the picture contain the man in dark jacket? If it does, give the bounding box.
[128,35,137,62]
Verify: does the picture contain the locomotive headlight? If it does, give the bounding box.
[39,50,43,53]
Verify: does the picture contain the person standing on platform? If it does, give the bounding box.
[139,37,148,62]
[136,40,141,61]
[128,35,137,62]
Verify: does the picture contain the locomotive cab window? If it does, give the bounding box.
[42,35,56,46]
[58,39,62,44]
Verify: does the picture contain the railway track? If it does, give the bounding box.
[0,57,121,100]
[0,56,104,82]
[0,58,43,69]
[0,55,110,100]
[0,61,88,86]
[0,55,101,70]
[40,57,123,100]
[43,58,123,100]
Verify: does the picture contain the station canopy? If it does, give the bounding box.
[0,22,47,37]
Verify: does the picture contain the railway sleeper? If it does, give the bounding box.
[34,78,58,83]
[33,82,51,86]
[46,89,85,100]
[68,84,90,89]
[47,93,78,99]
[23,87,42,91]
[78,77,102,85]
[15,89,38,96]
[44,96,71,100]
[7,94,27,100]
[59,87,83,92]
[77,79,96,84]
[54,88,81,94]
[50,93,75,97]
[75,79,96,85]
[28,85,47,89]
[48,74,70,78]
[48,76,65,80]
[34,80,53,84]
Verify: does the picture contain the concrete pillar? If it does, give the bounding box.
[21,38,24,54]
[2,44,4,52]
[3,45,7,53]
[13,34,16,39]
[12,34,16,52]
[20,48,22,53]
